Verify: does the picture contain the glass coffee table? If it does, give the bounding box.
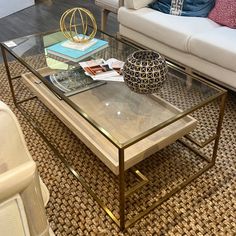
[1,29,227,231]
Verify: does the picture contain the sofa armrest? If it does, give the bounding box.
[124,0,153,9]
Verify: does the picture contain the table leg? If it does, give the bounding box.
[101,9,109,32]
[119,148,125,231]
[212,93,227,163]
[1,45,17,105]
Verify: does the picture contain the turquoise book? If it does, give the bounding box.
[46,37,109,62]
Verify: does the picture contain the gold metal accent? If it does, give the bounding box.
[119,148,125,230]
[60,8,97,43]
[125,162,215,229]
[125,169,149,198]
[185,133,217,148]
[212,93,227,163]
[178,139,211,163]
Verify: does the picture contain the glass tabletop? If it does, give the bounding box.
[2,29,225,148]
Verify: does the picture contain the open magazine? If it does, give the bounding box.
[44,67,106,97]
[79,58,124,82]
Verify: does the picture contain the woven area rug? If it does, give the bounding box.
[0,57,235,236]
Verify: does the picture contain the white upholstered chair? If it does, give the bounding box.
[95,0,123,31]
[0,101,53,236]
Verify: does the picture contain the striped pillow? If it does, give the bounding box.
[149,0,216,17]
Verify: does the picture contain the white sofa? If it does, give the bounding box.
[118,0,236,91]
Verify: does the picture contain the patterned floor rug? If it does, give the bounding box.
[0,58,235,236]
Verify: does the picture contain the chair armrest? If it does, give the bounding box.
[124,0,153,9]
[0,161,36,202]
[0,101,33,168]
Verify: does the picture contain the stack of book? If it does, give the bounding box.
[45,35,109,62]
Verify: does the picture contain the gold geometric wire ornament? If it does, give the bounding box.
[60,8,97,43]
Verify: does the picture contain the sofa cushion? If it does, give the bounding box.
[149,0,215,17]
[118,7,220,52]
[189,27,236,72]
[208,0,236,29]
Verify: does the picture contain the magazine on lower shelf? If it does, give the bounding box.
[44,67,106,97]
[79,58,124,82]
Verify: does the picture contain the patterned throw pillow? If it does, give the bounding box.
[149,0,216,17]
[208,0,236,28]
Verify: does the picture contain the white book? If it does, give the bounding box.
[61,38,97,51]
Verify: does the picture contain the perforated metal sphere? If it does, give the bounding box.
[123,50,168,94]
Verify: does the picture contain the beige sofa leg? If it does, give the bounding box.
[101,9,110,31]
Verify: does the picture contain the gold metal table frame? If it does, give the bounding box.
[1,34,227,231]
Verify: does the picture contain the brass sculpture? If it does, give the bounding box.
[60,8,97,43]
